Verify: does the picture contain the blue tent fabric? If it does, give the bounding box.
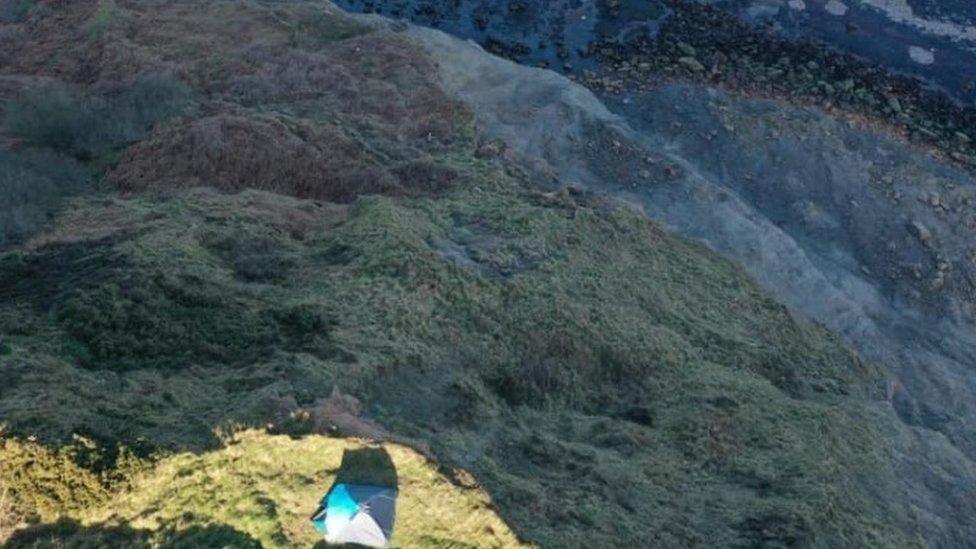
[311,483,397,547]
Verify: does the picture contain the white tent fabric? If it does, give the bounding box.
[331,511,389,546]
[314,483,397,548]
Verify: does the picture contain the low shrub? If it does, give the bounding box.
[4,520,151,548]
[57,273,280,371]
[4,73,193,162]
[0,0,32,23]
[203,234,293,283]
[0,437,109,523]
[0,148,91,248]
[85,0,121,38]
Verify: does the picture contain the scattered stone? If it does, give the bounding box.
[677,42,696,57]
[908,46,935,66]
[678,56,705,72]
[824,0,848,16]
[908,220,933,246]
[887,96,902,113]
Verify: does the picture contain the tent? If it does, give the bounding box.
[311,483,397,547]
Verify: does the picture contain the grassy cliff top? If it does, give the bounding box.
[2,430,525,547]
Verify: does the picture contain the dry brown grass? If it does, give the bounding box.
[216,31,475,149]
[3,1,469,202]
[107,113,389,201]
[105,110,461,202]
[318,33,474,146]
[4,1,474,202]
[103,28,474,202]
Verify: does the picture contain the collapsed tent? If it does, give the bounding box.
[311,483,397,547]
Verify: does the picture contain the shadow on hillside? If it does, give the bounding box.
[333,446,398,488]
[4,519,149,548]
[5,519,261,548]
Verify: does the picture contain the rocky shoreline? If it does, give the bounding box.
[583,0,976,170]
[340,0,976,171]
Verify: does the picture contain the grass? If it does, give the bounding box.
[0,147,91,249]
[85,0,123,38]
[0,172,921,547]
[2,430,525,548]
[0,0,32,23]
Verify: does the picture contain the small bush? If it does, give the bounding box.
[85,0,122,38]
[57,273,279,371]
[0,437,109,522]
[204,234,293,283]
[4,73,193,161]
[0,0,32,23]
[0,148,91,248]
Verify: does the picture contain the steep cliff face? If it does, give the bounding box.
[399,20,976,545]
[0,1,971,547]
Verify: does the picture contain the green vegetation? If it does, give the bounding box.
[4,73,193,163]
[0,1,923,546]
[0,0,32,23]
[2,431,524,548]
[85,0,123,38]
[58,275,281,371]
[0,436,113,524]
[0,148,91,249]
[0,173,919,546]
